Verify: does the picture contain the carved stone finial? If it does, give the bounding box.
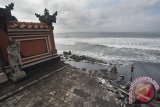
[35,9,57,29]
[5,3,14,11]
[0,3,17,21]
[44,8,49,15]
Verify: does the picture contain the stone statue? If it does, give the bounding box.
[35,8,57,29]
[7,38,26,82]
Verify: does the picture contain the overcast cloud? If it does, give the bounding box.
[1,0,160,33]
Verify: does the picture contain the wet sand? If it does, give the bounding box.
[65,59,160,85]
[62,51,160,85]
[118,61,160,84]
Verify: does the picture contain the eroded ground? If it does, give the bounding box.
[0,66,120,107]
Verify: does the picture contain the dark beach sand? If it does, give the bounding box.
[119,61,160,84]
[66,60,160,85]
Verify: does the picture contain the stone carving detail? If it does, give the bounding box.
[35,8,57,28]
[0,3,18,21]
[5,3,14,11]
[7,38,26,82]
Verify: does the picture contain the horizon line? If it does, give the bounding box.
[55,31,160,34]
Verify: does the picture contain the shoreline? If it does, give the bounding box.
[61,51,160,85]
[0,52,159,106]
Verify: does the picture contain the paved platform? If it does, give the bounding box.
[0,59,65,97]
[0,66,120,107]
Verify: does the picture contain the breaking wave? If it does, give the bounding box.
[55,37,160,51]
[55,33,160,64]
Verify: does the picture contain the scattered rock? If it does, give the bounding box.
[48,97,54,103]
[62,51,108,65]
[82,68,86,71]
[15,95,24,100]
[100,69,108,73]
[49,91,56,96]
[63,51,71,56]
[116,75,125,84]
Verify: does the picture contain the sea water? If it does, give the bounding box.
[55,32,160,65]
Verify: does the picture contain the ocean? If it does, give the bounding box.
[54,32,160,84]
[55,32,160,65]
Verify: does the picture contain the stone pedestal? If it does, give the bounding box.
[10,71,27,82]
[0,72,8,84]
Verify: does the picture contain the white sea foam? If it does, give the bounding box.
[55,36,160,64]
[57,49,160,65]
[55,37,160,51]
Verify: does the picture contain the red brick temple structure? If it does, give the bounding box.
[0,3,58,83]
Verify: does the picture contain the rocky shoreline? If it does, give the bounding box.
[1,51,159,106]
[61,51,124,81]
[61,51,130,97]
[60,51,160,107]
[71,66,129,106]
[62,51,112,65]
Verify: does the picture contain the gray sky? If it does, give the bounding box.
[1,0,160,33]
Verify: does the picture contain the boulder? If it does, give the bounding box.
[82,68,86,71]
[79,55,86,60]
[70,54,81,62]
[100,69,108,73]
[63,51,71,56]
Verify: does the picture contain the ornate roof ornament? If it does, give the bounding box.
[5,3,14,11]
[0,3,17,32]
[0,3,17,21]
[35,8,57,29]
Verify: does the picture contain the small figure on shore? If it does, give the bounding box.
[108,65,118,80]
[7,38,27,82]
[130,64,134,82]
[125,64,135,89]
